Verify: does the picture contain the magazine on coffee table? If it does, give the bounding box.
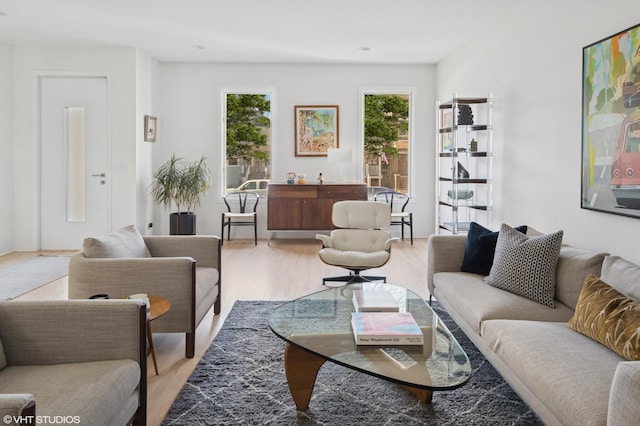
[351,312,424,345]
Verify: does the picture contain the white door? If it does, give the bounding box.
[40,76,110,249]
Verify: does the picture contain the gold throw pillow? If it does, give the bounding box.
[569,274,640,361]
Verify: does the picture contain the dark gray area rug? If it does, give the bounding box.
[163,300,542,425]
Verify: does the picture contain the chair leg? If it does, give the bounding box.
[322,271,386,286]
[254,217,258,245]
[401,218,405,240]
[185,332,195,358]
[409,215,414,245]
[220,214,225,246]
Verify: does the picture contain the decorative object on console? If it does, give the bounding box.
[461,222,527,276]
[150,154,211,235]
[569,274,640,361]
[294,105,339,156]
[582,22,640,218]
[484,224,563,307]
[286,172,296,184]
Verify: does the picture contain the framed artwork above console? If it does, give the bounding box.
[294,105,339,156]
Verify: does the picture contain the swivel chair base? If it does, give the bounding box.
[322,271,386,287]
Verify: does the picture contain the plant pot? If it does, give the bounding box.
[170,212,196,235]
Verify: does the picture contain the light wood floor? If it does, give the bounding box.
[4,238,429,426]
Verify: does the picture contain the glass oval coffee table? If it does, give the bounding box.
[269,283,471,410]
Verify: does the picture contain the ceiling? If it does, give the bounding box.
[0,0,521,64]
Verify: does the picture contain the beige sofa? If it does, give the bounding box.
[0,300,146,426]
[427,232,640,426]
[68,225,221,358]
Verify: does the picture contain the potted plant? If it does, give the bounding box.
[150,154,211,235]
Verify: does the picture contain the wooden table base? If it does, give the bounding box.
[283,342,433,410]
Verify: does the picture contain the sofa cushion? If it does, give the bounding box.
[482,319,622,426]
[0,339,6,370]
[433,272,574,334]
[0,360,139,426]
[600,255,640,300]
[485,224,563,307]
[83,225,151,259]
[569,274,640,361]
[608,361,640,425]
[555,246,607,310]
[460,222,527,276]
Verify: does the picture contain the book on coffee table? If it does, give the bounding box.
[351,312,424,346]
[352,289,399,312]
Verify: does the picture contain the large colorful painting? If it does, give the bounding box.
[294,105,339,156]
[582,23,640,218]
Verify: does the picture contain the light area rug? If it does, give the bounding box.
[163,300,542,425]
[0,255,70,300]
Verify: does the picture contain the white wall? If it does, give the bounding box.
[11,46,139,250]
[155,63,435,238]
[136,51,161,235]
[436,0,640,264]
[0,43,13,255]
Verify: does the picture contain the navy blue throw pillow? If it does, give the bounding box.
[460,222,528,276]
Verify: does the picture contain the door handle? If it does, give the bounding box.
[91,173,106,177]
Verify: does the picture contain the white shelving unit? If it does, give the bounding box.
[436,94,493,234]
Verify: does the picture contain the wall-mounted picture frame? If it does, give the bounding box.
[144,115,157,142]
[582,23,640,218]
[294,105,339,156]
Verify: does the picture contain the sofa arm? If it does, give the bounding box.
[426,234,467,296]
[608,361,640,425]
[143,235,221,269]
[0,394,35,425]
[0,300,145,367]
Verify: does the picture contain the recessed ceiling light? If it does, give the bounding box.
[192,44,206,50]
[358,46,372,52]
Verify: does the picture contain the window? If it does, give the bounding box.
[363,93,411,195]
[224,92,271,195]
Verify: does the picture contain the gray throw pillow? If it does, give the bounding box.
[83,225,151,258]
[484,224,564,307]
[0,338,7,370]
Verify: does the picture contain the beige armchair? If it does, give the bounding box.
[0,299,147,426]
[316,201,397,286]
[68,225,221,358]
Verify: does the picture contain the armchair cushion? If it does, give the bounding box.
[0,360,140,426]
[83,225,151,258]
[320,248,390,269]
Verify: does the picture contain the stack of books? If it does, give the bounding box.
[352,289,399,312]
[350,289,423,346]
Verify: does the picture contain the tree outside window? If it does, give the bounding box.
[364,94,410,194]
[225,93,271,193]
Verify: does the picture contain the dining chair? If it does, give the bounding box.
[221,191,260,245]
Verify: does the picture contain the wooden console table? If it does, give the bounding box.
[267,183,367,240]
